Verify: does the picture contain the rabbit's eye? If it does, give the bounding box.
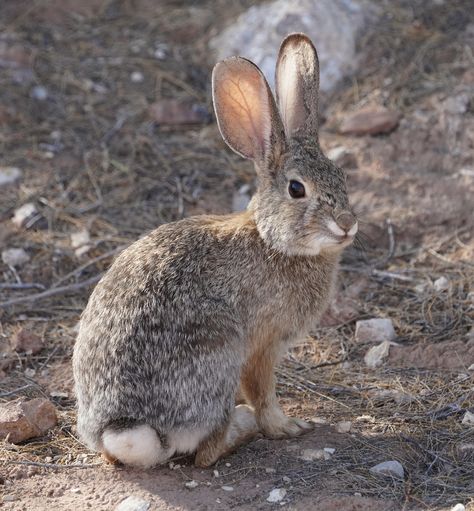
[288,180,306,199]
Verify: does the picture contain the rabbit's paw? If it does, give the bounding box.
[259,408,313,439]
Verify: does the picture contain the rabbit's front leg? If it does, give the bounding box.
[240,344,313,438]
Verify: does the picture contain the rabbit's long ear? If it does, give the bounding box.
[276,33,320,140]
[213,57,286,168]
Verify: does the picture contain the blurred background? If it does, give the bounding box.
[0,1,473,509]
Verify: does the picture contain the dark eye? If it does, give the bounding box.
[288,180,306,199]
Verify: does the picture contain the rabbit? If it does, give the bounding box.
[72,33,358,469]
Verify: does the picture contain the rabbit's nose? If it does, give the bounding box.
[336,212,358,235]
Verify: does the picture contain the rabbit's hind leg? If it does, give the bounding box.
[194,404,259,467]
[102,423,167,468]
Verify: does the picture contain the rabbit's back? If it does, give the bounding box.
[73,215,252,450]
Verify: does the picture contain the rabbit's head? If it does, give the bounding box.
[213,33,357,256]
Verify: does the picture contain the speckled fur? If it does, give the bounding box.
[73,33,356,465]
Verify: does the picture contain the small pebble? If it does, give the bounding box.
[282,476,291,483]
[434,276,450,291]
[185,480,199,489]
[2,248,30,267]
[213,469,219,478]
[31,85,48,101]
[221,485,233,492]
[0,166,22,186]
[336,421,352,433]
[369,460,404,479]
[324,447,335,454]
[265,467,276,473]
[461,411,474,425]
[364,341,393,368]
[12,202,38,228]
[267,488,287,503]
[115,495,150,511]
[130,71,144,83]
[355,318,396,343]
[450,505,465,511]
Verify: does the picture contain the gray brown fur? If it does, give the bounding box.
[73,33,357,465]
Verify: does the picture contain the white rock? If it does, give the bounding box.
[221,485,233,492]
[468,364,474,371]
[210,0,378,91]
[336,421,352,433]
[461,411,474,425]
[434,276,450,291]
[364,341,393,368]
[130,71,144,83]
[115,496,150,511]
[31,85,48,101]
[3,495,18,502]
[450,504,465,511]
[282,476,291,483]
[0,166,22,186]
[185,480,199,489]
[2,248,30,267]
[267,488,287,503]
[232,190,251,212]
[458,168,474,178]
[369,460,404,479]
[300,448,331,461]
[12,202,38,228]
[70,229,92,257]
[324,447,335,454]
[213,469,219,477]
[355,318,396,343]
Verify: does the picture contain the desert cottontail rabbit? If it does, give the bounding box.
[73,33,358,468]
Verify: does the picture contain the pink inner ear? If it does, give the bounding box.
[213,60,272,161]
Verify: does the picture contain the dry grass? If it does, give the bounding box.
[1,0,473,508]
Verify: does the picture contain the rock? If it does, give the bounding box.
[450,505,465,511]
[115,496,150,511]
[3,495,18,502]
[0,398,57,443]
[336,421,352,433]
[461,411,474,425]
[0,166,22,186]
[267,488,287,503]
[324,447,335,455]
[221,486,234,492]
[458,167,474,178]
[300,448,331,461]
[12,203,38,228]
[355,318,396,343]
[185,480,199,489]
[327,146,357,168]
[70,229,92,257]
[339,106,400,136]
[433,276,450,291]
[130,71,144,83]
[149,99,210,126]
[11,328,43,355]
[364,341,394,368]
[210,0,377,92]
[232,187,251,212]
[31,85,48,101]
[371,390,414,404]
[369,460,404,479]
[1,248,29,267]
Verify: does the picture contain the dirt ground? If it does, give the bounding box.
[1,1,473,510]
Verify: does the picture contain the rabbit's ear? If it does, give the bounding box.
[276,33,320,140]
[213,57,286,167]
